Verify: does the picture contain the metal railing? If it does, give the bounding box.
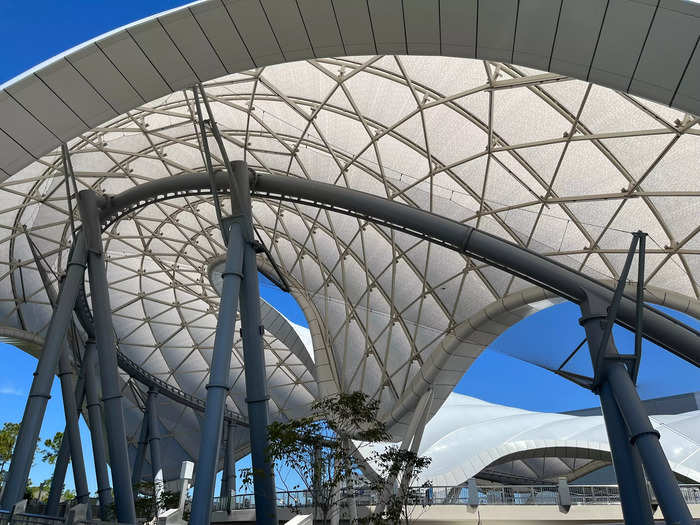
[210,484,700,510]
[0,510,64,525]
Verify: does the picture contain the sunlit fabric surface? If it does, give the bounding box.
[0,56,698,477]
[413,393,700,485]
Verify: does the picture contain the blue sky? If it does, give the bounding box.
[0,1,698,495]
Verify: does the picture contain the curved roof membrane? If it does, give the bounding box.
[414,393,700,485]
[0,0,698,481]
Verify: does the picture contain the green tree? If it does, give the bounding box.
[36,479,52,502]
[242,392,389,524]
[0,422,20,477]
[40,432,63,465]
[61,489,76,502]
[131,481,180,521]
[24,478,33,501]
[366,446,433,525]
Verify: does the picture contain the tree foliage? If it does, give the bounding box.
[365,446,433,525]
[132,481,180,521]
[0,422,20,475]
[241,392,390,523]
[40,432,63,465]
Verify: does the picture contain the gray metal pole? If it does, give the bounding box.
[46,365,87,517]
[131,411,149,495]
[234,160,278,525]
[0,234,87,511]
[57,351,90,504]
[189,219,245,525]
[580,293,692,525]
[606,363,693,525]
[78,190,137,524]
[598,381,654,525]
[147,387,164,508]
[222,421,236,513]
[83,339,114,519]
[45,431,70,516]
[219,423,229,501]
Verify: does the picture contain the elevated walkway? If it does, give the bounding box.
[207,484,700,524]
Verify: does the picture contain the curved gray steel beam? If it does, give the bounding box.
[101,171,700,368]
[117,352,248,427]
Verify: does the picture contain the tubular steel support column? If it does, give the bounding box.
[189,220,245,525]
[220,420,236,513]
[45,430,70,516]
[607,363,692,524]
[0,234,87,511]
[46,367,87,516]
[84,340,113,518]
[235,160,278,524]
[78,190,136,524]
[57,351,90,504]
[580,292,692,525]
[219,424,229,502]
[147,387,164,508]
[597,380,653,525]
[132,411,149,494]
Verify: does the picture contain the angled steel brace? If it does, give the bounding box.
[631,231,647,384]
[253,226,290,292]
[193,84,227,242]
[0,234,87,512]
[196,83,242,216]
[591,233,639,388]
[591,231,648,388]
[557,338,587,372]
[61,144,79,242]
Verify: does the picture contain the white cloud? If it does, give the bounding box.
[0,385,26,396]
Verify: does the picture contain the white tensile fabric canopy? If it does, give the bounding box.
[0,53,698,479]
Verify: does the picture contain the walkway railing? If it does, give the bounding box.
[211,484,700,511]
